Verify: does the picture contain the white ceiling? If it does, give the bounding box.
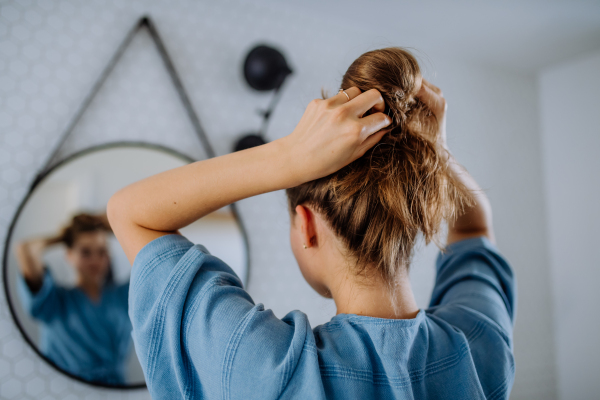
[257,0,600,73]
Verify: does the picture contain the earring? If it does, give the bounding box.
[303,243,307,249]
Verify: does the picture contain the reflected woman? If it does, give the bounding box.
[15,213,132,385]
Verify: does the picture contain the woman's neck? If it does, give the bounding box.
[331,272,419,320]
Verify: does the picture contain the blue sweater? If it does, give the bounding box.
[130,234,516,399]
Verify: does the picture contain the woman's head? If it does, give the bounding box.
[287,47,473,299]
[59,213,113,285]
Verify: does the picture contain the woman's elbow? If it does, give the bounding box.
[106,191,129,231]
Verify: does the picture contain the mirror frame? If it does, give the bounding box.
[2,141,251,389]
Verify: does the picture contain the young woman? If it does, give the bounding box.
[108,47,515,399]
[15,213,132,385]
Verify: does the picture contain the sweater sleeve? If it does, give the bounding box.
[428,235,517,334]
[129,234,313,400]
[427,235,517,399]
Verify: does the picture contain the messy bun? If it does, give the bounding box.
[286,47,474,289]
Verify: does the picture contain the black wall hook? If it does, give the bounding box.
[234,44,293,152]
[244,45,293,92]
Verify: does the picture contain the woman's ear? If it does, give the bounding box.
[295,205,318,248]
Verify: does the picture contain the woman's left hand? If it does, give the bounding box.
[280,87,392,183]
[108,87,391,264]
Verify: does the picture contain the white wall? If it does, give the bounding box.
[438,62,556,400]
[540,49,600,400]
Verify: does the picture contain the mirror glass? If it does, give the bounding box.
[3,144,248,387]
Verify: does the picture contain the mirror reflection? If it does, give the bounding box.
[15,213,131,385]
[4,145,248,386]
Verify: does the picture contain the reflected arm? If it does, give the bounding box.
[14,236,61,292]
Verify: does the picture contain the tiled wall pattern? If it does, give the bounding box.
[0,0,556,399]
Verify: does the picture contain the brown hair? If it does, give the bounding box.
[57,213,112,249]
[286,47,473,288]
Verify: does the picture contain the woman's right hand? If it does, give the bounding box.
[416,78,496,245]
[417,78,449,152]
[281,87,393,184]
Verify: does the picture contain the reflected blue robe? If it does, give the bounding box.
[17,268,132,384]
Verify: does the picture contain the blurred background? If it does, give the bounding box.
[0,0,598,399]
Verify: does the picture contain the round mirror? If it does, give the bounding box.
[2,143,249,388]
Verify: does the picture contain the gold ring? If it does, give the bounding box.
[338,88,350,101]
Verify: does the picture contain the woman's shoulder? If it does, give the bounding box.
[130,234,217,291]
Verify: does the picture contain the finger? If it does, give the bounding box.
[360,127,390,151]
[417,83,445,116]
[358,111,392,141]
[417,83,434,107]
[328,86,361,107]
[345,88,386,117]
[366,90,386,114]
[422,78,442,95]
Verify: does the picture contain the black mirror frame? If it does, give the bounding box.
[1,14,251,390]
[2,141,251,389]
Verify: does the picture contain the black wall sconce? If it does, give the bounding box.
[234,44,293,152]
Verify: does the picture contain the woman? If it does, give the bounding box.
[108,47,515,399]
[15,213,132,385]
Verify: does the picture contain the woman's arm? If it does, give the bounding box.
[417,79,495,245]
[107,87,392,265]
[15,235,62,292]
[444,154,495,245]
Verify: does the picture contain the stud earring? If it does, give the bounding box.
[303,243,307,249]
